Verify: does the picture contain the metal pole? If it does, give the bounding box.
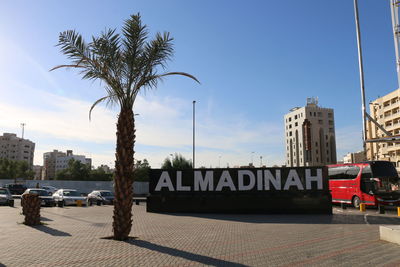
[193,100,196,169]
[390,0,400,88]
[354,0,367,154]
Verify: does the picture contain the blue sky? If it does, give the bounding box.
[0,1,398,168]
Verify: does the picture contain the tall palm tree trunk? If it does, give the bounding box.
[113,106,135,240]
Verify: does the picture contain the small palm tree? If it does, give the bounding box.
[51,13,199,240]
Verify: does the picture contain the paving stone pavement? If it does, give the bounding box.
[0,202,400,267]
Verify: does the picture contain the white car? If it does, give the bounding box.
[52,189,87,207]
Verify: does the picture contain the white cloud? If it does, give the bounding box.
[0,82,287,167]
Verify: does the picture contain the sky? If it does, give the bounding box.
[0,0,398,168]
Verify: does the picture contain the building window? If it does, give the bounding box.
[318,120,323,124]
[295,122,298,127]
[295,115,297,119]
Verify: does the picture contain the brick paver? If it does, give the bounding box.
[0,202,399,266]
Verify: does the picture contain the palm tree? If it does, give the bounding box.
[51,13,199,240]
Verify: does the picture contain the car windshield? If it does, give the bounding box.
[63,191,80,196]
[0,189,8,194]
[100,191,113,197]
[29,190,49,196]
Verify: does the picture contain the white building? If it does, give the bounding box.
[43,150,91,180]
[284,98,337,167]
[0,133,35,168]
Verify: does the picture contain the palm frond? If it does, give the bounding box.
[122,13,148,95]
[89,94,118,121]
[49,64,85,71]
[158,72,200,84]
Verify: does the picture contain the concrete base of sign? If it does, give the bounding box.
[380,225,400,245]
[147,193,332,214]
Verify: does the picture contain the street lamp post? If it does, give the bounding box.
[251,151,255,166]
[193,100,196,169]
[260,156,263,167]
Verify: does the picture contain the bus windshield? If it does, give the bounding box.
[361,162,400,194]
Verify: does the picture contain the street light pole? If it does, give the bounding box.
[260,156,263,167]
[353,0,367,155]
[251,151,255,166]
[193,100,196,169]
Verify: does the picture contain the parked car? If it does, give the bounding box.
[21,189,55,207]
[52,189,87,207]
[0,188,14,207]
[5,184,27,195]
[41,185,58,194]
[87,190,114,205]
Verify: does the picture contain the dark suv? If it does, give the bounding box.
[5,184,27,195]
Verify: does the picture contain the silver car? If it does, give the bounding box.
[0,188,14,207]
[87,190,115,205]
[52,189,87,207]
[41,185,58,194]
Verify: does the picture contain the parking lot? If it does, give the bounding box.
[1,202,400,267]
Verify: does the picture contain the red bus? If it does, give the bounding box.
[328,161,400,208]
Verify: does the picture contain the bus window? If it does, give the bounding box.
[345,166,360,179]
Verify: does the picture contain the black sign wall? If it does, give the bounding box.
[147,167,332,214]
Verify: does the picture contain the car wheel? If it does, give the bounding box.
[58,200,64,208]
[352,196,361,209]
[88,199,93,206]
[9,200,14,207]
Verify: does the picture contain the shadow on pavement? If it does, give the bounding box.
[0,263,6,267]
[166,213,400,225]
[31,225,71,237]
[40,217,53,222]
[128,239,246,267]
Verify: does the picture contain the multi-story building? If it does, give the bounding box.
[0,133,35,168]
[43,149,92,180]
[284,98,337,167]
[343,151,366,164]
[32,165,43,180]
[367,88,400,168]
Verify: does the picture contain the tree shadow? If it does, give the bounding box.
[127,239,247,266]
[30,225,71,236]
[0,263,6,267]
[40,217,53,222]
[166,213,400,225]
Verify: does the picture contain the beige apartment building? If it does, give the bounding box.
[367,88,400,167]
[42,149,92,180]
[284,98,337,167]
[0,133,35,168]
